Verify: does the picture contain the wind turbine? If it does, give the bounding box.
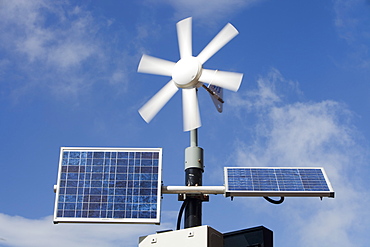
[138,17,243,131]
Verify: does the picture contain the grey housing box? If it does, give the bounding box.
[139,225,223,247]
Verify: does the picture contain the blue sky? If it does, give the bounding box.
[0,0,369,246]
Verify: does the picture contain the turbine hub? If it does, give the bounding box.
[172,57,202,89]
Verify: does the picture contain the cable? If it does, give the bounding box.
[263,196,285,204]
[176,198,189,230]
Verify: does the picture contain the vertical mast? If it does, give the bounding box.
[184,128,204,228]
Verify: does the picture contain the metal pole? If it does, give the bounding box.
[184,128,204,228]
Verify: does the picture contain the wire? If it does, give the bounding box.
[263,196,285,204]
[176,198,189,230]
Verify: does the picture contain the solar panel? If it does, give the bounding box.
[224,167,334,198]
[53,147,162,224]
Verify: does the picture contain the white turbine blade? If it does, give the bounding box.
[139,80,179,123]
[199,69,243,92]
[177,17,192,58]
[138,54,176,77]
[182,88,201,131]
[197,23,239,64]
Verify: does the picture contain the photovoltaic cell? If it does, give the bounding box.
[53,147,162,224]
[225,167,334,198]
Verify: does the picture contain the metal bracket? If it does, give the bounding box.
[178,193,210,202]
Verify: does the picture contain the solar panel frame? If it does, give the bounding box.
[224,167,334,198]
[53,147,163,224]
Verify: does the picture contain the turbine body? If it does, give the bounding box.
[172,57,202,89]
[138,17,243,131]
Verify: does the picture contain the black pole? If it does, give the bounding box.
[184,168,203,228]
[184,129,204,228]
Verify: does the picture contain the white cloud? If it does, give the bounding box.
[333,0,370,68]
[228,68,302,118]
[0,213,175,247]
[0,1,99,68]
[0,0,131,102]
[229,68,370,246]
[158,0,262,25]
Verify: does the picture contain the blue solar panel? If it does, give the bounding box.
[225,167,334,198]
[53,147,162,224]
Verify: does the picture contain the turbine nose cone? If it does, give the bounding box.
[172,57,202,88]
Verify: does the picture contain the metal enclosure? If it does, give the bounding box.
[223,226,273,247]
[139,225,223,247]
